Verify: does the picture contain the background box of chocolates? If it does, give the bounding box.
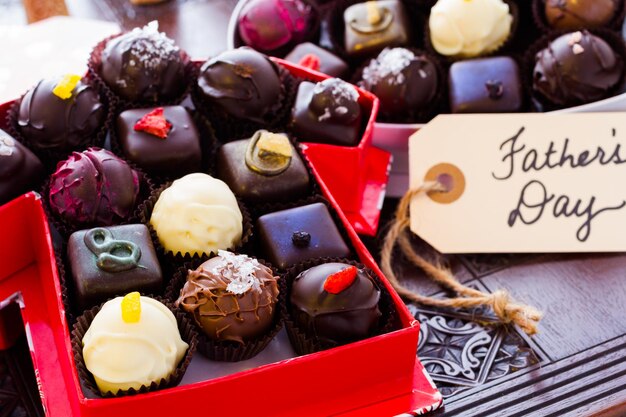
[0,22,441,417]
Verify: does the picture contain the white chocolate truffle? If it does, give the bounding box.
[429,0,513,58]
[150,173,243,256]
[82,294,188,394]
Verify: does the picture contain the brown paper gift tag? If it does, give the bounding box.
[409,113,626,254]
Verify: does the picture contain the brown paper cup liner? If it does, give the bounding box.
[138,182,253,268]
[351,47,446,123]
[54,252,76,326]
[522,28,626,112]
[424,0,520,63]
[71,297,198,398]
[281,257,397,355]
[531,0,626,34]
[166,258,284,362]
[87,33,196,112]
[5,78,115,172]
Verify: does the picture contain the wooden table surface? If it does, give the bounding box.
[0,1,625,416]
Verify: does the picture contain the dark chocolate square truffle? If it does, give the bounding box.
[217,132,310,204]
[343,0,410,57]
[256,202,351,269]
[116,106,202,177]
[67,224,163,310]
[0,129,44,205]
[285,42,349,78]
[448,56,523,113]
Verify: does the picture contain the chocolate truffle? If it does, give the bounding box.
[100,21,187,103]
[150,173,243,256]
[238,0,318,53]
[196,47,282,124]
[544,0,617,30]
[290,78,363,146]
[82,293,188,395]
[49,148,140,228]
[533,31,624,107]
[448,56,523,113]
[68,224,163,310]
[285,42,349,78]
[290,262,381,344]
[256,202,351,269]
[17,75,105,152]
[0,130,44,205]
[217,130,310,204]
[359,48,439,117]
[116,106,201,178]
[176,251,280,344]
[343,0,410,57]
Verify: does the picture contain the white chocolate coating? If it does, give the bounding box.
[82,296,188,394]
[150,173,243,256]
[429,0,512,58]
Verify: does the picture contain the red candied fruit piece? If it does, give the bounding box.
[134,108,172,139]
[298,54,321,72]
[323,266,358,294]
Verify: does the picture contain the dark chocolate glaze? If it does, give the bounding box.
[290,79,362,146]
[285,42,349,78]
[545,0,617,30]
[533,31,624,107]
[68,224,162,310]
[290,262,381,344]
[197,47,282,123]
[49,148,140,227]
[217,136,309,204]
[17,77,105,151]
[116,106,201,178]
[0,129,44,205]
[449,56,523,113]
[100,26,187,102]
[256,202,351,269]
[176,252,279,344]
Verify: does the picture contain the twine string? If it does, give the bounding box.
[380,182,543,335]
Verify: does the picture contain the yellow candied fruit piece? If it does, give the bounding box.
[121,292,141,323]
[366,1,382,25]
[52,74,81,100]
[257,132,293,159]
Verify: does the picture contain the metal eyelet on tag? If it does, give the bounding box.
[424,163,465,204]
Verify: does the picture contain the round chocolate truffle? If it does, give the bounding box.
[533,31,624,107]
[308,78,361,125]
[238,0,318,53]
[359,48,439,117]
[544,0,617,30]
[290,262,381,344]
[196,47,282,124]
[48,148,140,228]
[17,75,105,152]
[176,251,279,344]
[100,22,187,103]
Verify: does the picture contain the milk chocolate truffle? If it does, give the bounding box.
[68,225,163,310]
[82,293,188,395]
[49,148,140,228]
[0,130,44,205]
[238,0,318,53]
[343,0,410,57]
[533,31,624,107]
[17,75,105,152]
[449,56,523,113]
[100,21,187,103]
[196,47,282,124]
[285,42,349,78]
[290,262,381,344]
[217,130,310,204]
[176,251,280,344]
[429,0,513,58]
[256,202,351,269]
[290,78,363,146]
[544,0,617,30]
[116,106,201,178]
[150,173,243,256]
[359,48,439,117]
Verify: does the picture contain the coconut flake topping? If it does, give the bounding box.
[212,250,263,295]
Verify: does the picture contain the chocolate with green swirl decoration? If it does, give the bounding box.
[84,227,142,273]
